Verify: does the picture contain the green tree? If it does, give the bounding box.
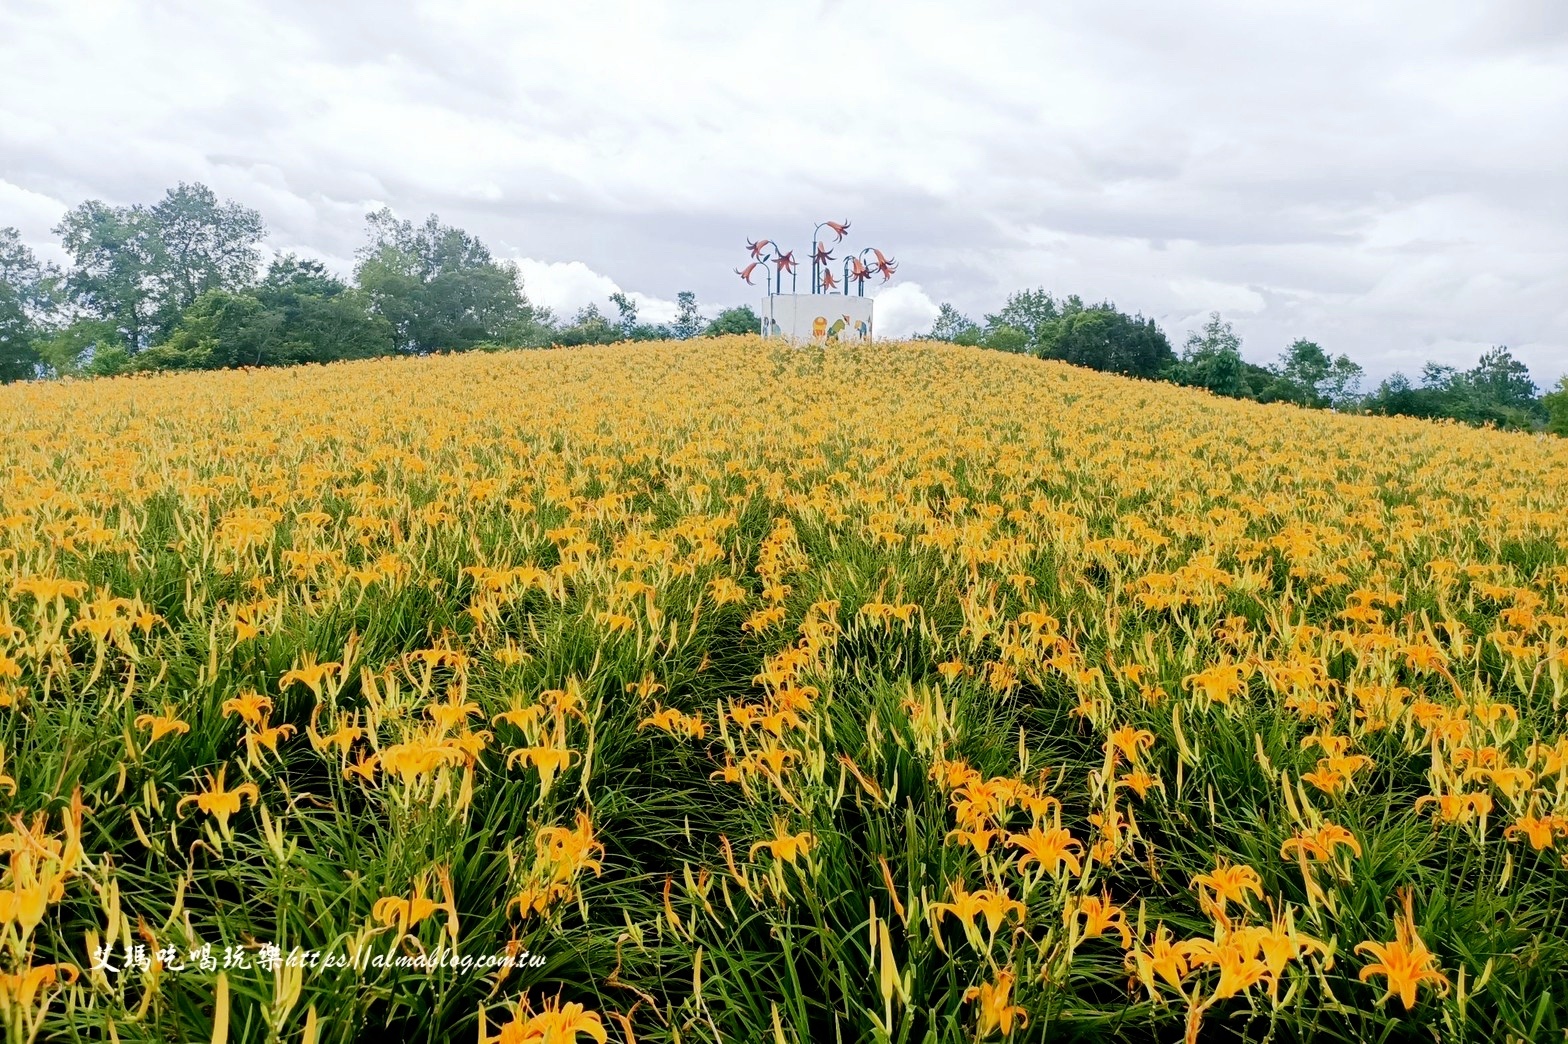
[1172,312,1247,397]
[1365,372,1422,416]
[983,325,1030,353]
[551,303,620,346]
[927,303,978,342]
[704,305,760,337]
[983,287,1059,348]
[671,291,702,340]
[1545,376,1568,436]
[1036,301,1175,378]
[1366,366,1456,420]
[1467,346,1537,413]
[32,319,124,377]
[1321,354,1365,409]
[148,182,264,322]
[54,184,264,352]
[604,291,675,340]
[609,292,639,338]
[354,209,542,353]
[1366,348,1541,428]
[0,227,60,383]
[54,201,162,352]
[1269,339,1333,405]
[143,255,393,371]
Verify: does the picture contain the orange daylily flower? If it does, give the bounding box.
[1128,923,1203,992]
[1071,892,1131,947]
[1505,813,1568,851]
[1006,825,1083,878]
[1280,823,1362,862]
[482,996,607,1044]
[221,691,273,727]
[929,880,1026,945]
[134,706,190,745]
[278,653,342,697]
[507,743,578,796]
[963,969,1027,1039]
[1356,889,1450,1011]
[1190,860,1263,917]
[373,882,438,937]
[749,818,815,865]
[177,765,260,833]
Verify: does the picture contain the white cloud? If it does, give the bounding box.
[1168,279,1267,318]
[509,258,617,318]
[0,180,69,264]
[872,283,941,339]
[0,0,1563,382]
[507,257,682,325]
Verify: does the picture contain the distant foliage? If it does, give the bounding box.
[0,228,58,382]
[144,257,393,371]
[354,209,547,354]
[670,290,703,340]
[704,305,761,337]
[921,294,1551,432]
[932,289,1175,379]
[1365,347,1544,430]
[54,183,264,353]
[1546,377,1568,437]
[0,184,1559,436]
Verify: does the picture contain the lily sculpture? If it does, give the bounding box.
[735,220,897,297]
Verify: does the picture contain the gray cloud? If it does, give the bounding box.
[1,0,1563,381]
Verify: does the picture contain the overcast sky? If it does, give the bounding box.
[3,0,1565,381]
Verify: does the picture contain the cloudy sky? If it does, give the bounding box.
[3,0,1565,381]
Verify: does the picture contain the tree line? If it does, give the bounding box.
[3,181,1563,434]
[924,293,1568,433]
[0,182,758,382]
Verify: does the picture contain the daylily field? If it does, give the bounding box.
[4,337,1568,1043]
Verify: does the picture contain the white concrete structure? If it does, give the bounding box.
[760,294,874,344]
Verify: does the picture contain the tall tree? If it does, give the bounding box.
[143,254,392,370]
[983,326,1030,353]
[148,182,264,321]
[670,291,702,340]
[54,183,264,351]
[54,200,161,352]
[1545,376,1568,437]
[0,228,60,382]
[1271,339,1333,405]
[927,303,978,342]
[1036,300,1174,378]
[1258,339,1361,408]
[1172,312,1247,397]
[1321,354,1364,409]
[1366,348,1541,428]
[609,291,639,338]
[551,303,619,346]
[983,288,1059,349]
[1466,346,1537,411]
[354,209,542,353]
[704,305,760,337]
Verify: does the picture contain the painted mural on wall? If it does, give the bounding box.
[762,292,873,344]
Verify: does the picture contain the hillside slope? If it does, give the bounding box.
[3,338,1568,1042]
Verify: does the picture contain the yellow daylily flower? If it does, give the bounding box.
[176,765,260,833]
[221,691,273,727]
[749,818,815,865]
[134,706,191,746]
[1355,889,1451,1011]
[963,969,1027,1039]
[1006,825,1084,879]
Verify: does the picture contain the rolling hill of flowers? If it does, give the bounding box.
[3,337,1568,1043]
